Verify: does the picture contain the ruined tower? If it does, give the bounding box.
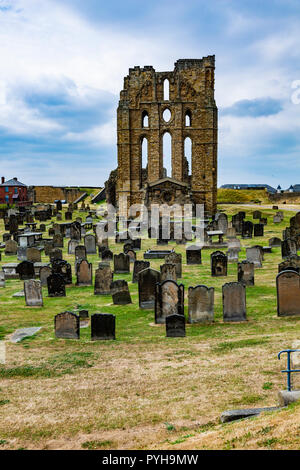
[115,57,218,216]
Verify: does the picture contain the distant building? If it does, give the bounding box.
[0,177,28,205]
[220,184,277,194]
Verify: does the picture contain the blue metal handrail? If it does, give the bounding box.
[278,349,300,391]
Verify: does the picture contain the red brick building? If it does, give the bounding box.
[0,177,28,205]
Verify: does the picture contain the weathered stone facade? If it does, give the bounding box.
[115,57,218,216]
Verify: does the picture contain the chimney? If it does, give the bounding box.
[13,177,18,181]
[1,177,4,184]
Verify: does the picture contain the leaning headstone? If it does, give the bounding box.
[91,314,116,341]
[160,263,177,282]
[132,260,150,283]
[223,282,247,322]
[114,253,130,274]
[24,280,43,307]
[55,312,79,339]
[47,273,66,297]
[211,251,227,276]
[186,245,202,265]
[76,260,92,286]
[94,263,113,295]
[238,261,255,286]
[138,268,161,309]
[16,261,35,280]
[188,285,214,323]
[155,280,184,324]
[277,270,300,317]
[10,327,42,343]
[166,314,186,338]
[111,280,132,305]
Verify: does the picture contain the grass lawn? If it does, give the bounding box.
[1,203,300,450]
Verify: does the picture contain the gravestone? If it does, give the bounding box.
[165,252,182,278]
[70,222,81,241]
[27,247,41,263]
[47,273,66,297]
[155,280,184,324]
[238,261,255,286]
[166,314,186,338]
[16,261,35,280]
[50,248,63,263]
[114,253,130,274]
[40,266,52,286]
[215,213,228,234]
[160,263,177,282]
[75,245,87,261]
[282,239,297,259]
[53,233,64,248]
[138,268,161,309]
[254,224,264,237]
[55,311,79,339]
[188,285,214,323]
[17,246,27,261]
[211,251,227,276]
[94,263,113,295]
[76,260,92,286]
[223,282,247,322]
[24,280,43,307]
[186,245,202,265]
[278,255,300,273]
[52,259,72,285]
[227,248,239,263]
[246,247,263,268]
[68,239,79,255]
[91,313,116,341]
[102,249,113,262]
[65,211,72,221]
[253,211,262,219]
[5,239,17,255]
[226,227,236,239]
[269,237,282,247]
[242,221,253,239]
[111,280,132,305]
[277,270,300,317]
[84,234,97,254]
[126,249,136,263]
[132,260,150,283]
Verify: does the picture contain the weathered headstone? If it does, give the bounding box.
[223,282,247,322]
[55,311,79,339]
[0,272,5,288]
[242,221,253,239]
[114,253,130,274]
[165,252,182,278]
[188,285,214,323]
[76,260,92,286]
[277,270,300,316]
[211,251,227,276]
[238,261,255,286]
[52,259,72,285]
[84,234,97,254]
[16,261,35,280]
[91,313,116,341]
[281,239,297,259]
[155,280,184,324]
[166,314,186,338]
[269,237,282,247]
[111,280,132,305]
[132,260,150,283]
[186,245,202,265]
[138,268,161,309]
[40,266,52,286]
[68,239,79,255]
[27,247,41,263]
[160,263,177,282]
[24,280,43,307]
[47,273,66,297]
[254,224,264,237]
[5,239,17,255]
[246,247,263,268]
[94,263,113,295]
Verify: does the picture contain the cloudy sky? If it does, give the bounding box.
[0,0,300,188]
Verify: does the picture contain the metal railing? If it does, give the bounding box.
[278,349,300,391]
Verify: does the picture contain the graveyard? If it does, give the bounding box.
[1,202,300,450]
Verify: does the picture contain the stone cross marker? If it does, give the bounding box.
[188,285,214,323]
[222,282,247,322]
[91,313,116,341]
[55,312,79,339]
